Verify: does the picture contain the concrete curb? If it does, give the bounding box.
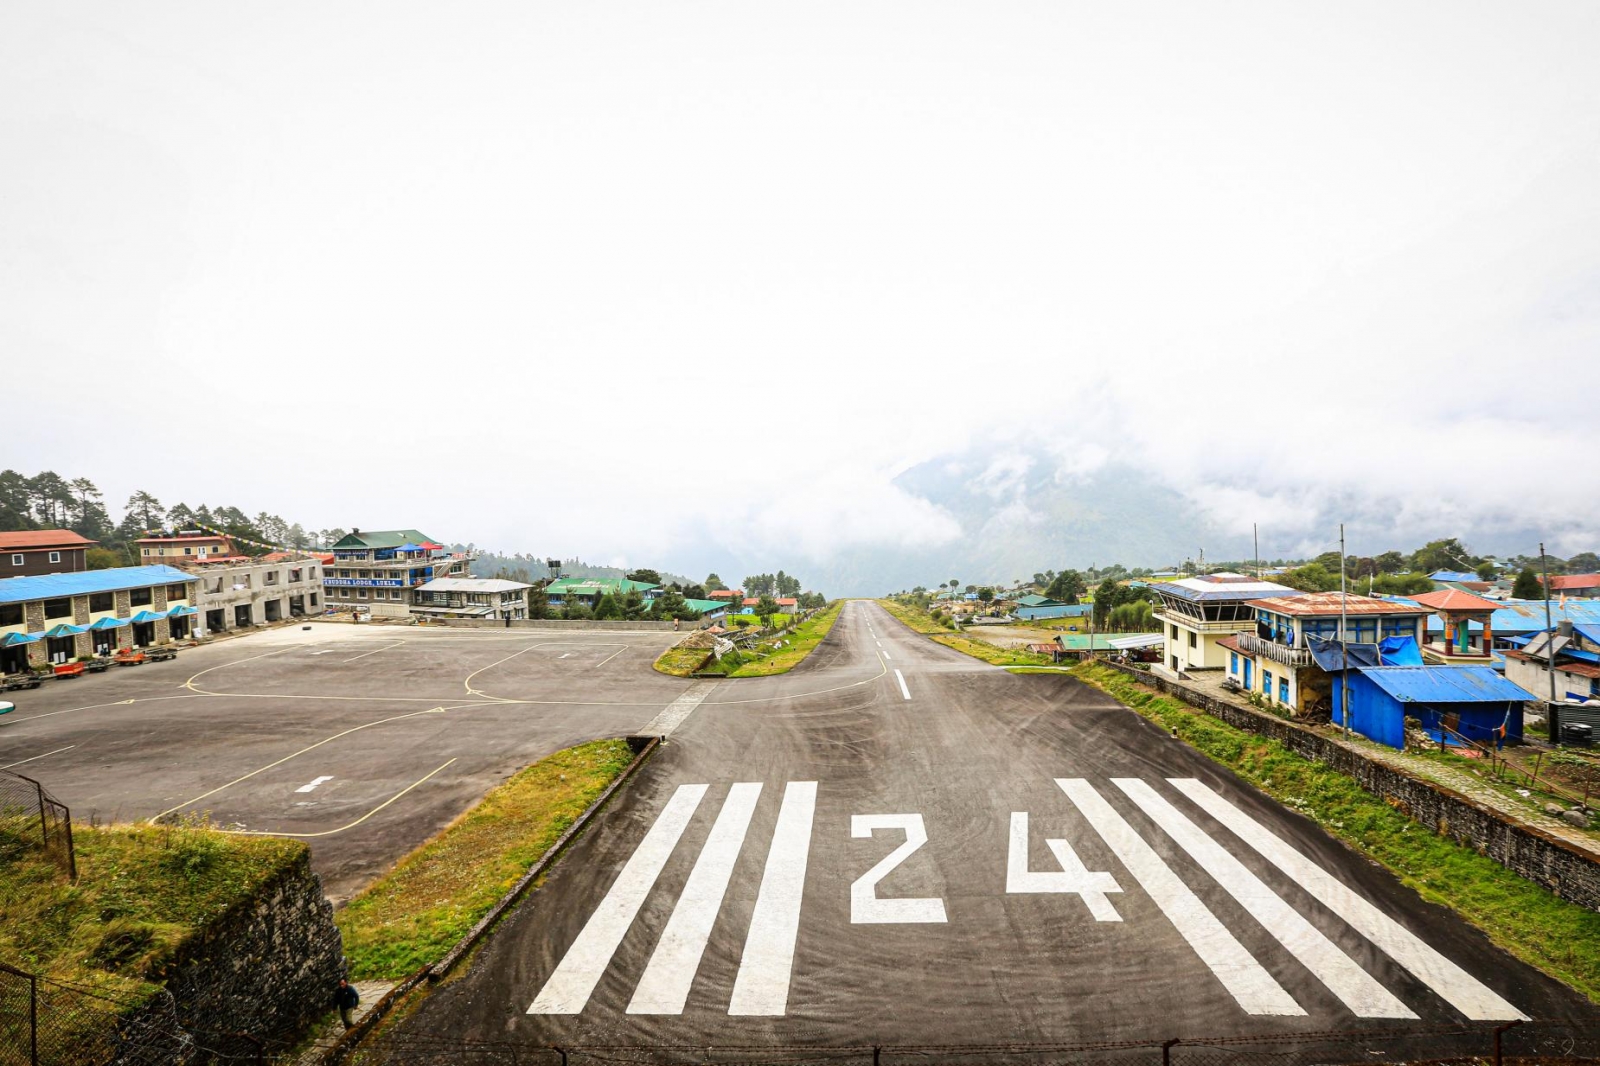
[317,735,662,1063]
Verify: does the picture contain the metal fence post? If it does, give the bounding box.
[62,803,76,881]
[34,778,48,849]
[1492,1019,1523,1065]
[1162,1038,1180,1066]
[29,969,38,1066]
[873,1046,881,1066]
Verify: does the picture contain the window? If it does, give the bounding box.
[44,598,72,620]
[9,554,20,566]
[48,551,61,563]
[264,571,279,585]
[1230,652,1239,673]
[89,592,113,613]
[1170,624,1179,640]
[1279,677,1290,703]
[1263,669,1273,695]
[310,592,319,607]
[289,568,302,582]
[0,604,21,626]
[358,590,368,599]
[167,584,187,601]
[1188,631,1197,649]
[184,547,192,555]
[130,588,152,607]
[142,548,151,556]
[391,590,403,600]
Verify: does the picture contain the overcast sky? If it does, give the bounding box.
[4,3,1598,578]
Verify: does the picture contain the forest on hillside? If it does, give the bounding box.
[0,468,334,567]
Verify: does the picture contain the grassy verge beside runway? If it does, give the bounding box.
[724,601,843,677]
[0,822,301,1004]
[336,739,634,979]
[1069,661,1600,1002]
[876,599,1055,667]
[653,646,711,677]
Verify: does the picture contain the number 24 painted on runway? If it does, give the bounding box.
[850,812,1121,924]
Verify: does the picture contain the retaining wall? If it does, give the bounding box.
[1098,660,1600,912]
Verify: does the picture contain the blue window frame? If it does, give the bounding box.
[1381,617,1417,638]
[1347,619,1378,644]
[1279,677,1289,703]
[1263,669,1273,694]
[1230,652,1239,673]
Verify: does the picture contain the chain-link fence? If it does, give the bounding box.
[0,768,75,881]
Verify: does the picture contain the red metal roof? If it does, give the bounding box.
[1251,592,1430,617]
[1216,634,1246,655]
[708,589,744,599]
[1410,589,1499,613]
[0,529,96,550]
[1547,573,1600,590]
[1504,649,1600,679]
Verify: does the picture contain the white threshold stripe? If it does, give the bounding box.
[1114,779,1414,1018]
[628,783,763,1014]
[528,783,709,1014]
[1168,778,1527,1021]
[728,781,818,1016]
[640,683,716,737]
[294,775,334,794]
[1057,779,1304,1016]
[894,669,911,700]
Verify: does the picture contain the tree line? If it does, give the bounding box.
[1,468,332,568]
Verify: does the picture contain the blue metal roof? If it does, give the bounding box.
[1392,598,1600,635]
[1356,665,1533,704]
[0,565,195,605]
[1429,570,1480,583]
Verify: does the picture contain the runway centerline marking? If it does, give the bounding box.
[1058,778,1304,1016]
[529,784,708,1015]
[295,776,335,793]
[0,745,77,770]
[894,669,911,700]
[1168,778,1527,1021]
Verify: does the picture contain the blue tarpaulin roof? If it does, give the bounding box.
[1378,635,1424,665]
[0,565,194,606]
[0,631,40,646]
[1428,570,1481,583]
[43,623,85,637]
[1307,637,1382,670]
[88,617,129,630]
[166,605,198,617]
[129,611,166,624]
[1356,666,1533,704]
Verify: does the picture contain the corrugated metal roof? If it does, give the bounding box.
[1547,573,1600,590]
[0,529,97,550]
[1108,633,1164,650]
[1254,592,1430,617]
[332,529,436,550]
[1402,598,1600,635]
[415,578,532,593]
[0,565,195,605]
[1016,594,1060,607]
[1409,588,1499,612]
[1357,665,1534,703]
[1428,570,1480,583]
[1149,574,1304,603]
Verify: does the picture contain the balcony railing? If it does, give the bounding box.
[1234,632,1313,668]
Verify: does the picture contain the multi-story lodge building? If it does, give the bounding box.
[411,577,533,620]
[322,529,475,618]
[0,565,199,670]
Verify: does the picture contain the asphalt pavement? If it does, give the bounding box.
[389,601,1595,1051]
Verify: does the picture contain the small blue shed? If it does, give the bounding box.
[1331,665,1532,750]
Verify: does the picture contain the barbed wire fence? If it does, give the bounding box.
[0,768,75,882]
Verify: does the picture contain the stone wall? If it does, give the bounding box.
[154,847,344,1045]
[1098,660,1600,912]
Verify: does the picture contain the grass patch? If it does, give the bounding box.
[653,646,711,677]
[1069,662,1600,1002]
[336,739,635,979]
[726,602,843,677]
[0,821,302,1018]
[876,598,950,634]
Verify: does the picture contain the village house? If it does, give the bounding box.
[1503,620,1600,706]
[1,529,96,576]
[411,577,534,620]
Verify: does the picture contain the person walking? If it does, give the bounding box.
[333,978,360,1029]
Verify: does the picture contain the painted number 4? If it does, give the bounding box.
[1006,812,1123,921]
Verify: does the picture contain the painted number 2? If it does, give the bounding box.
[850,814,948,924]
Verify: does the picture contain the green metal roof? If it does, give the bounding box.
[1016,595,1063,607]
[331,529,435,550]
[545,577,660,596]
[682,598,725,613]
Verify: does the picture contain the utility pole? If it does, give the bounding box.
[1540,542,1558,712]
[1340,523,1350,738]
